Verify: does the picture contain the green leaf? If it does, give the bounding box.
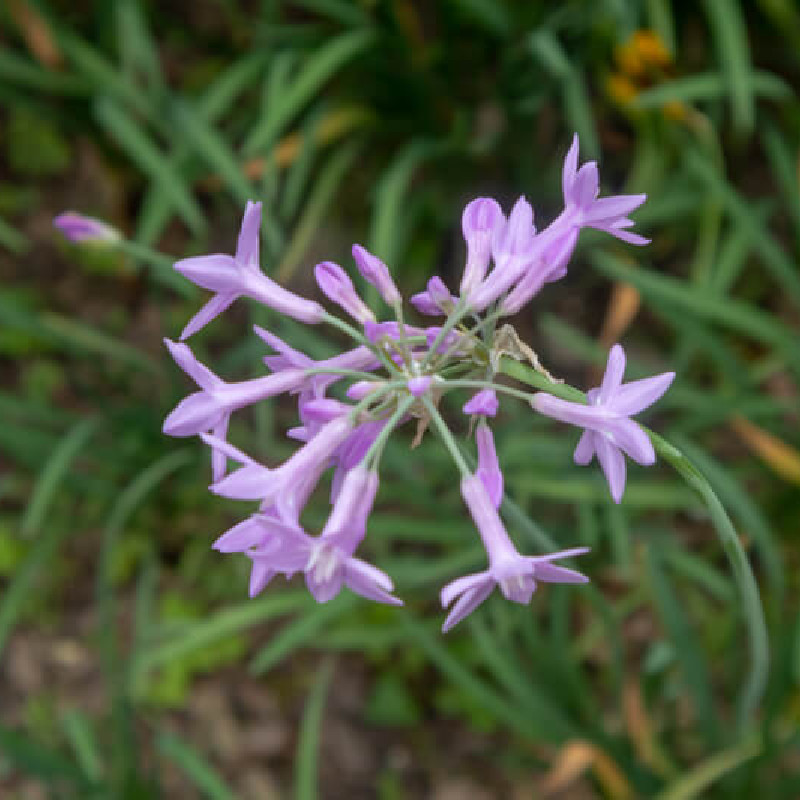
[369,140,445,267]
[0,213,30,254]
[249,594,356,675]
[61,711,103,783]
[685,149,800,306]
[400,612,548,741]
[647,544,721,745]
[244,29,376,155]
[294,659,335,800]
[21,417,100,537]
[633,71,790,109]
[288,0,370,26]
[0,49,84,94]
[701,0,756,133]
[365,673,422,727]
[171,99,256,204]
[94,97,205,235]
[276,140,362,281]
[589,250,800,374]
[0,725,87,783]
[158,733,239,800]
[133,591,310,682]
[655,733,761,800]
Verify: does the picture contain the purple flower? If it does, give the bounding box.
[500,227,578,315]
[209,416,354,523]
[561,135,648,245]
[315,261,375,324]
[475,423,503,507]
[460,198,504,297]
[54,212,120,244]
[410,276,457,317]
[440,475,589,631]
[463,389,498,418]
[175,201,324,339]
[468,197,537,312]
[346,380,384,401]
[531,344,675,503]
[352,244,401,306]
[162,339,306,439]
[407,375,433,397]
[247,466,402,604]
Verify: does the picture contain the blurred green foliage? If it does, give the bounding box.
[1,0,800,797]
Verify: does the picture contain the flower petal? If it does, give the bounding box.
[440,570,491,609]
[476,424,503,508]
[599,344,626,403]
[247,558,277,597]
[595,435,626,504]
[606,418,655,466]
[162,392,225,437]
[174,254,240,292]
[345,558,403,605]
[574,429,596,465]
[213,516,269,552]
[164,339,221,391]
[210,463,273,499]
[181,292,238,340]
[235,200,261,269]
[442,580,494,633]
[532,393,609,430]
[612,371,675,416]
[583,194,646,225]
[562,134,580,200]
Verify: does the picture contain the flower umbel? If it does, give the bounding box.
[62,135,671,631]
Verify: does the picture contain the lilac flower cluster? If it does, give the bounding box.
[61,136,674,631]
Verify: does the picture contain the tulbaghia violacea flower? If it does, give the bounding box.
[410,276,458,316]
[54,212,120,244]
[162,339,306,438]
[175,201,324,338]
[468,196,537,312]
[475,423,503,508]
[532,344,674,503]
[352,245,401,306]
[315,260,376,324]
[247,465,402,604]
[76,132,668,629]
[440,475,589,631]
[460,197,505,297]
[560,135,648,245]
[463,389,499,418]
[209,415,354,520]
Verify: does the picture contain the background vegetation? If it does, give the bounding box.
[1,0,799,797]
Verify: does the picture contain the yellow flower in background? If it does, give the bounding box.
[606,29,688,122]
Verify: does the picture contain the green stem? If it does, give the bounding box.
[500,356,768,729]
[115,239,196,298]
[440,378,534,404]
[422,298,470,369]
[347,380,404,424]
[322,312,398,375]
[421,396,471,477]
[363,395,414,468]
[303,367,380,381]
[321,312,368,345]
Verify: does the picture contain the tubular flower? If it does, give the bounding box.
[54,212,120,244]
[440,476,589,632]
[49,133,675,629]
[175,201,324,338]
[532,344,675,503]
